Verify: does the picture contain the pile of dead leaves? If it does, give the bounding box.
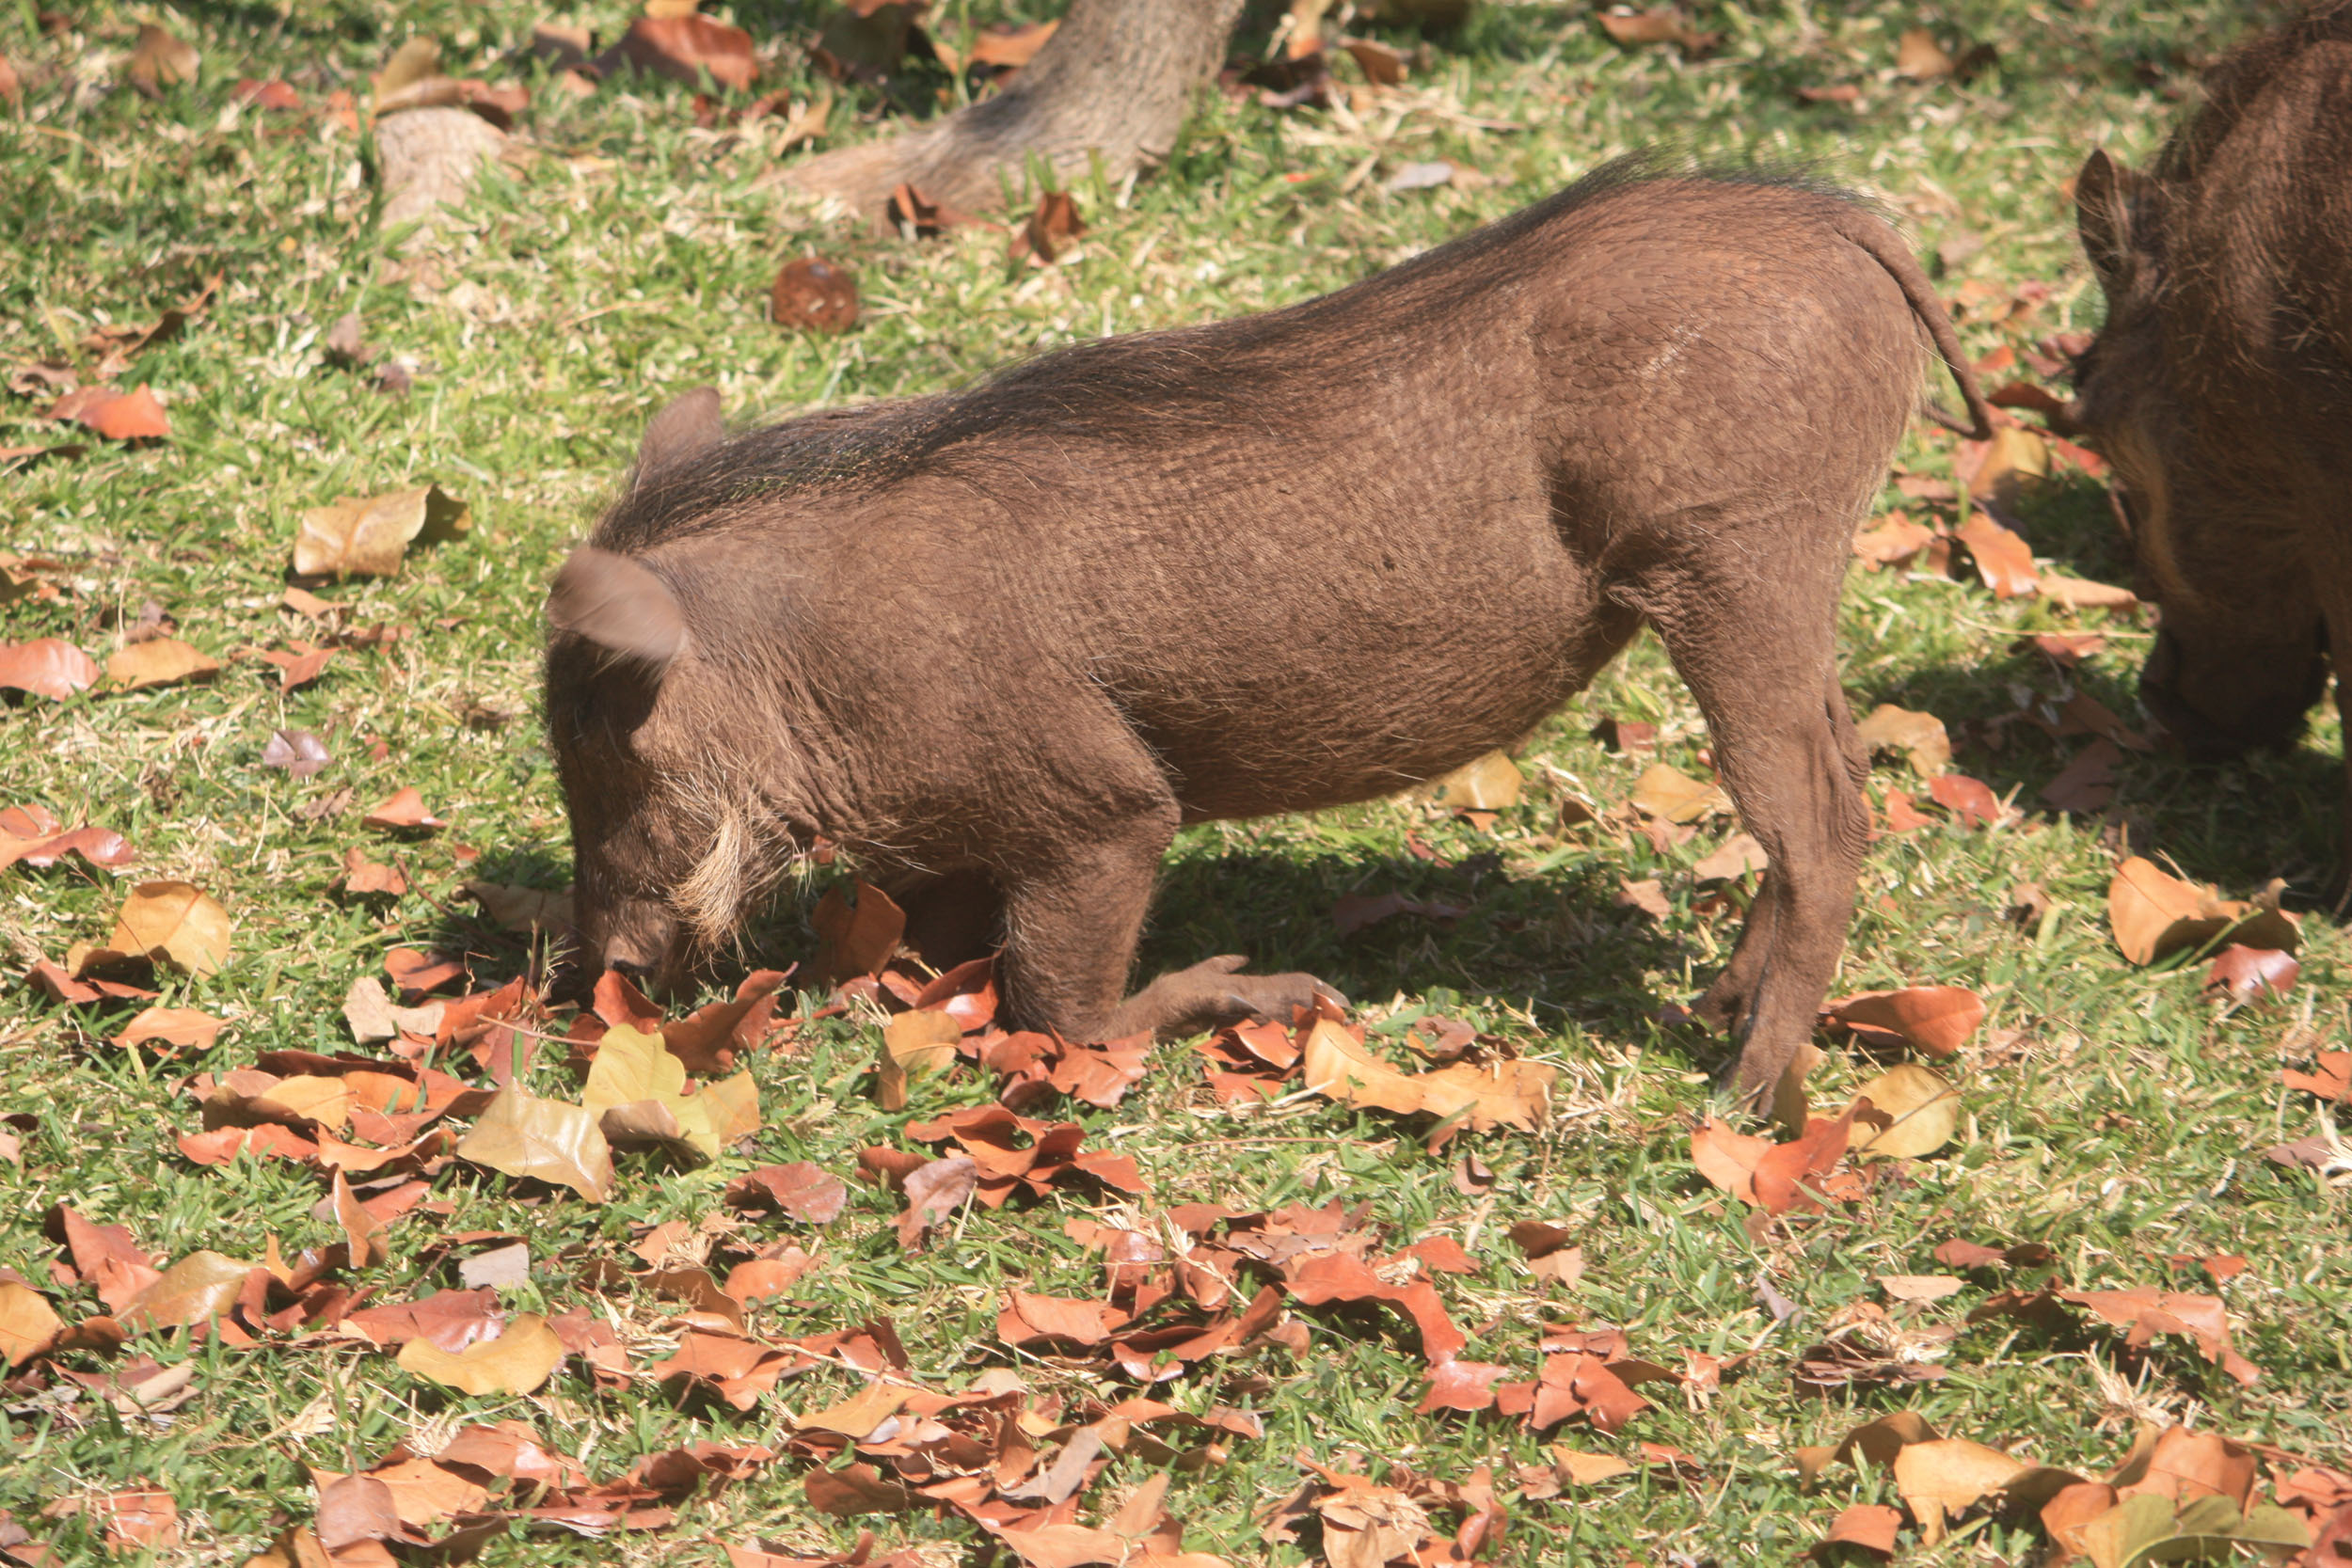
[1800,1417,2345,1565]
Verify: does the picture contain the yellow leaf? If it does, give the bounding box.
[882,1009,961,1077]
[1422,751,1521,812]
[1853,703,1951,774]
[121,1251,254,1329]
[797,1381,909,1438]
[1894,1438,2026,1544]
[1629,763,1729,824]
[1300,1019,1552,1132]
[456,1088,613,1202]
[292,484,469,578]
[111,880,232,974]
[582,1023,685,1116]
[1848,1063,1961,1159]
[396,1312,563,1395]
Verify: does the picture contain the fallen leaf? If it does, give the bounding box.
[112,880,232,974]
[1821,987,1984,1056]
[2280,1051,2350,1101]
[1848,1063,1961,1159]
[1013,189,1087,265]
[1423,751,1521,813]
[1630,763,1729,823]
[1598,7,1719,51]
[1330,891,1469,938]
[42,1486,179,1550]
[813,879,903,984]
[1955,513,2038,597]
[1895,1439,2025,1543]
[104,638,217,691]
[362,787,446,832]
[116,1006,223,1053]
[1893,26,1955,77]
[2107,857,2298,966]
[1877,1274,1964,1303]
[0,638,101,699]
[771,257,860,333]
[1813,1503,1901,1561]
[120,1249,254,1329]
[397,1312,564,1394]
[292,485,470,578]
[2203,945,2297,1005]
[0,1280,63,1367]
[1960,426,2050,508]
[1853,704,1952,774]
[725,1163,849,1224]
[341,847,407,896]
[2037,574,2137,610]
[896,1156,976,1250]
[1300,1020,1552,1132]
[1927,772,2002,828]
[966,18,1057,70]
[2041,738,2121,813]
[262,729,331,776]
[1692,832,1767,883]
[1851,513,1937,569]
[1614,878,1669,920]
[882,1009,961,1077]
[598,13,758,88]
[455,1088,614,1201]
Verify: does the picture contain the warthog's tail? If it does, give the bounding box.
[1830,211,1997,443]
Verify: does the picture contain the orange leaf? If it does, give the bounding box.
[1821,987,1985,1056]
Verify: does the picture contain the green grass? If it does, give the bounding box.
[3,0,2347,1562]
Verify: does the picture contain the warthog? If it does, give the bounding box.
[2070,3,2352,859]
[545,158,1988,1102]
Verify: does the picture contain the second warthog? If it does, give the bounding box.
[546,160,1990,1103]
[2070,1,2352,878]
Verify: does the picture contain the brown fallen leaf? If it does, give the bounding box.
[0,638,102,699]
[112,880,232,974]
[813,879,904,984]
[2037,573,2137,610]
[115,1006,224,1053]
[2280,1051,2349,1102]
[2203,945,2297,1004]
[1960,426,2050,508]
[966,18,1057,71]
[0,803,133,871]
[1597,6,1719,52]
[262,728,331,776]
[771,257,860,333]
[725,1162,850,1224]
[2107,857,2298,966]
[362,787,447,832]
[1955,513,2038,597]
[1614,878,1670,921]
[54,384,172,440]
[1893,26,1954,78]
[42,1486,180,1550]
[2041,737,2121,813]
[1821,987,1984,1057]
[1927,772,2002,829]
[1851,512,1937,570]
[1012,189,1088,266]
[293,485,470,578]
[2055,1287,2261,1386]
[1691,1112,1858,1214]
[1813,1503,1901,1561]
[598,13,758,88]
[104,637,217,690]
[896,1156,976,1250]
[0,1279,63,1367]
[1692,832,1767,884]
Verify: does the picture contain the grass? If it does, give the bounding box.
[3,0,2348,1562]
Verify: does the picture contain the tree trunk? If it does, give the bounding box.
[787,0,1248,221]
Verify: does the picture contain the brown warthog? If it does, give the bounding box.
[545,159,1989,1103]
[2070,3,2352,842]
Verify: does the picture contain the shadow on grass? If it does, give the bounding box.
[1862,647,2344,899]
[416,838,1722,1053]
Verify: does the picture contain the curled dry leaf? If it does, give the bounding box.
[2107,857,2298,966]
[454,1088,614,1201]
[0,638,101,699]
[1691,1112,1857,1214]
[1821,987,1984,1057]
[724,1162,849,1224]
[112,880,232,974]
[292,485,470,578]
[0,803,133,871]
[396,1312,564,1394]
[105,638,216,690]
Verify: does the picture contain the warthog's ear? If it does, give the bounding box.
[633,387,724,490]
[548,546,688,666]
[2075,149,2137,291]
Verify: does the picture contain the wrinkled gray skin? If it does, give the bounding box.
[2067,2,2352,869]
[546,162,1989,1105]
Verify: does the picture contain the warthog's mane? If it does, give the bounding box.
[594,151,1861,554]
[2154,0,2352,184]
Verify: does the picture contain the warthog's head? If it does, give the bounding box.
[545,389,801,994]
[2070,149,2329,758]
